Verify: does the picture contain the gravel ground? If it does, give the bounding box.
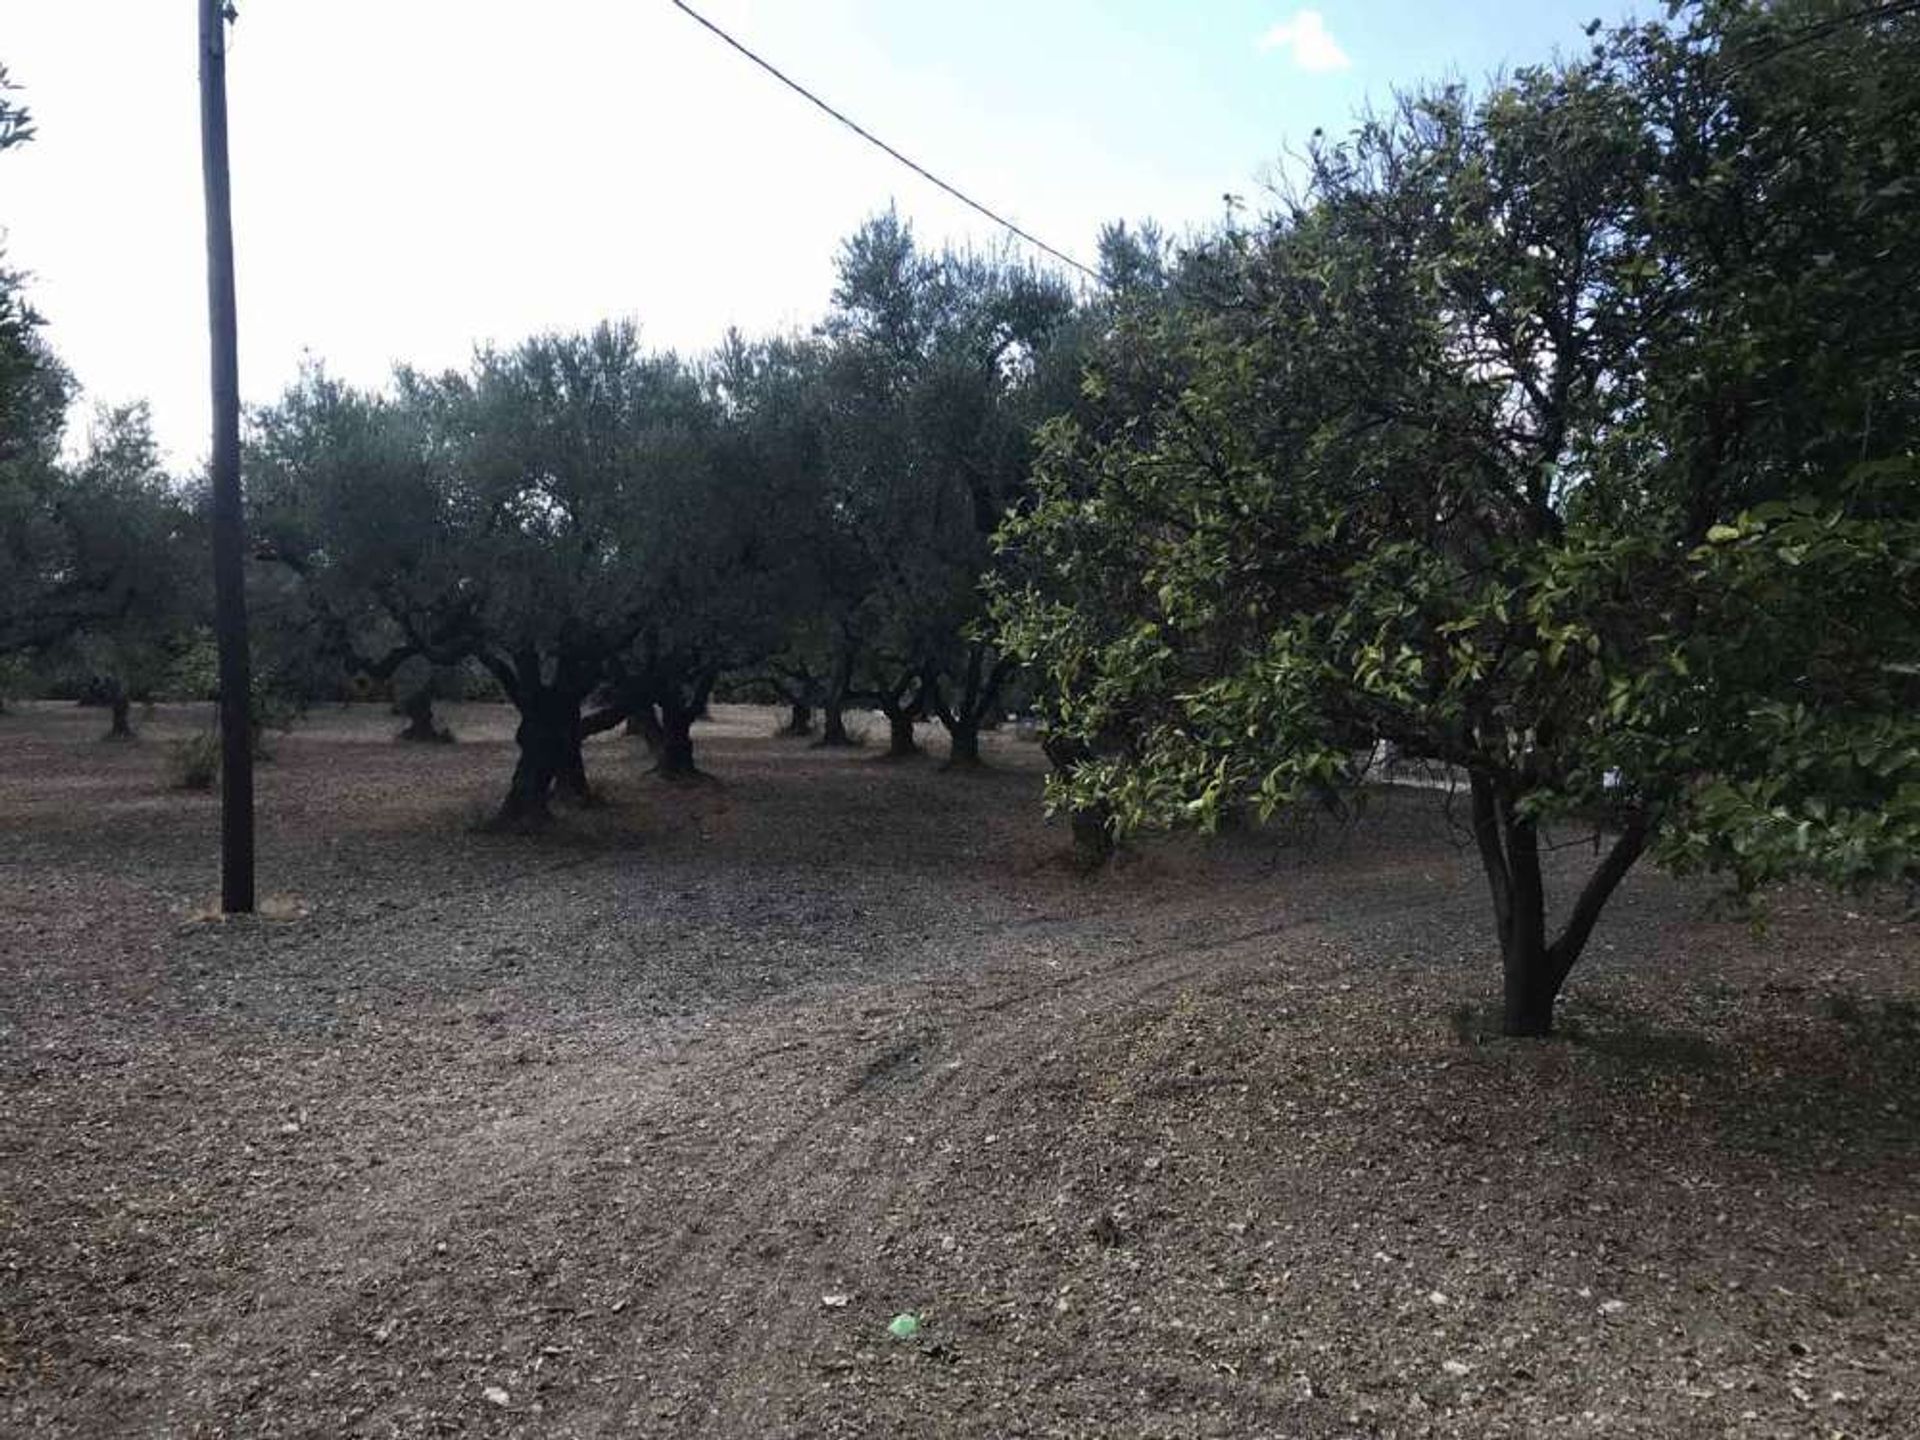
[0,700,1915,1438]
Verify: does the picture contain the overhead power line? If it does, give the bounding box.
[1722,0,1920,73]
[667,0,1103,286]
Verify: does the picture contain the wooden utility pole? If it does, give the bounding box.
[198,0,255,913]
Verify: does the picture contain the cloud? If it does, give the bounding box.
[1256,10,1352,73]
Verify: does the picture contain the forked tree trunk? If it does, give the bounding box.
[930,645,1011,772]
[1469,770,1650,1036]
[866,668,924,759]
[781,700,814,737]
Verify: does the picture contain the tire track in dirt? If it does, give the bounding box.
[587,891,1437,1437]
[144,1017,705,1433]
[83,861,1455,1434]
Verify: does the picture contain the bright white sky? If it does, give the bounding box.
[1,1,1631,466]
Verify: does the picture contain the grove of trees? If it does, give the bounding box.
[2,2,1914,1035]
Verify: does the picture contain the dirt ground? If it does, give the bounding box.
[0,700,1915,1439]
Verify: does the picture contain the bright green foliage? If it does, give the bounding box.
[997,2,1920,1032]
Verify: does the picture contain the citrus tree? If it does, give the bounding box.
[997,0,1920,1034]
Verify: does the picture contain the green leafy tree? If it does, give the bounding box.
[819,212,1083,764]
[256,324,807,821]
[0,64,80,688]
[0,68,196,729]
[607,330,829,777]
[998,1,1920,1034]
[253,334,683,822]
[48,403,204,737]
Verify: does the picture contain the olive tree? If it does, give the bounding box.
[52,403,202,736]
[817,213,1083,765]
[256,323,814,821]
[255,329,708,822]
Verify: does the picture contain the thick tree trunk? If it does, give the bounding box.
[814,645,860,756]
[1069,804,1115,867]
[781,700,814,737]
[498,745,556,828]
[397,689,448,743]
[652,699,702,779]
[655,728,698,778]
[882,706,918,759]
[626,706,664,754]
[815,640,859,747]
[944,722,982,768]
[1502,937,1560,1038]
[818,701,853,747]
[930,645,1012,773]
[495,693,582,828]
[106,686,135,741]
[555,729,592,804]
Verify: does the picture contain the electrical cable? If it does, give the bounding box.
[667,0,1103,286]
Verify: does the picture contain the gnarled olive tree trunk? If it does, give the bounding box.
[397,688,450,743]
[497,689,588,827]
[815,639,859,748]
[928,644,1014,771]
[622,666,717,780]
[864,669,924,759]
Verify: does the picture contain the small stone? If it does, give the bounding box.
[482,1385,510,1408]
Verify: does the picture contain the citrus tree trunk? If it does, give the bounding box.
[1468,770,1650,1036]
[1043,733,1115,867]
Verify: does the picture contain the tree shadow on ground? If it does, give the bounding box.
[1447,987,1920,1181]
